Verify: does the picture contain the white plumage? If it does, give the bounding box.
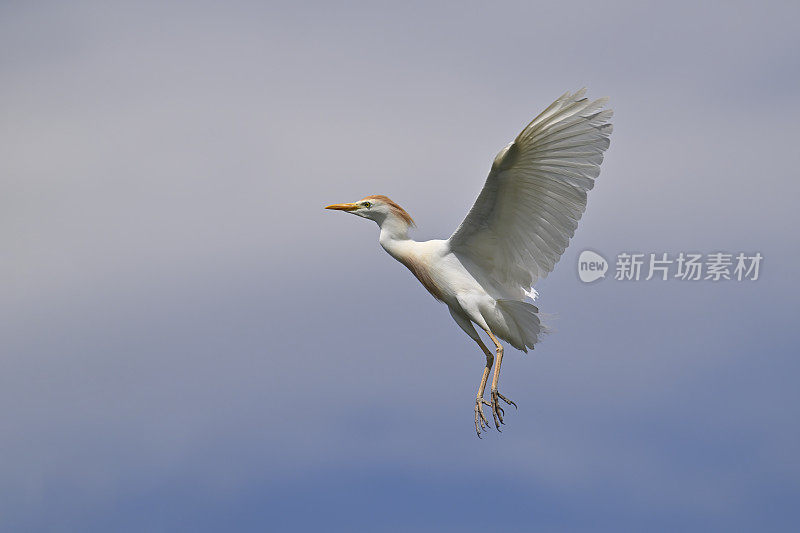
[326,89,613,436]
[451,89,612,291]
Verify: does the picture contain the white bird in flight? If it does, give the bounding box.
[326,89,613,436]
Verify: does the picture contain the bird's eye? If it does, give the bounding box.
[363,202,372,208]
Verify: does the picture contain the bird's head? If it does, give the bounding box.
[325,195,415,229]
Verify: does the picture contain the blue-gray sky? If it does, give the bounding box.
[2,1,799,531]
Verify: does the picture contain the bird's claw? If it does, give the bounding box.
[490,388,517,430]
[475,391,517,436]
[474,397,491,437]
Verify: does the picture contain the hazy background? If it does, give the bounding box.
[3,1,799,531]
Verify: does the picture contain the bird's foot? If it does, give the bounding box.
[474,396,491,437]
[490,388,517,430]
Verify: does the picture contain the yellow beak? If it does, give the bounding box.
[325,203,359,211]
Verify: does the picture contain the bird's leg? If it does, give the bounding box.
[486,330,517,430]
[473,336,494,437]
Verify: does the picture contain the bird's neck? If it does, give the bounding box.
[377,216,412,257]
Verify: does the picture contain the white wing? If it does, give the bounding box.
[448,89,613,294]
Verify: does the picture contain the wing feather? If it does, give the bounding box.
[448,90,613,294]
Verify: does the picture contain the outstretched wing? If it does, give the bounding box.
[448,89,613,294]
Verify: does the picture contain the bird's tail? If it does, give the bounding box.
[496,299,547,352]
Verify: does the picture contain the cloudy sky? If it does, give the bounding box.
[2,1,799,531]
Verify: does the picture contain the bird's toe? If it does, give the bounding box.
[490,389,516,429]
[474,397,491,436]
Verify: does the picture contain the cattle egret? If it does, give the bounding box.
[326,90,613,436]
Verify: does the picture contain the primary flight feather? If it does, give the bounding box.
[326,89,613,436]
